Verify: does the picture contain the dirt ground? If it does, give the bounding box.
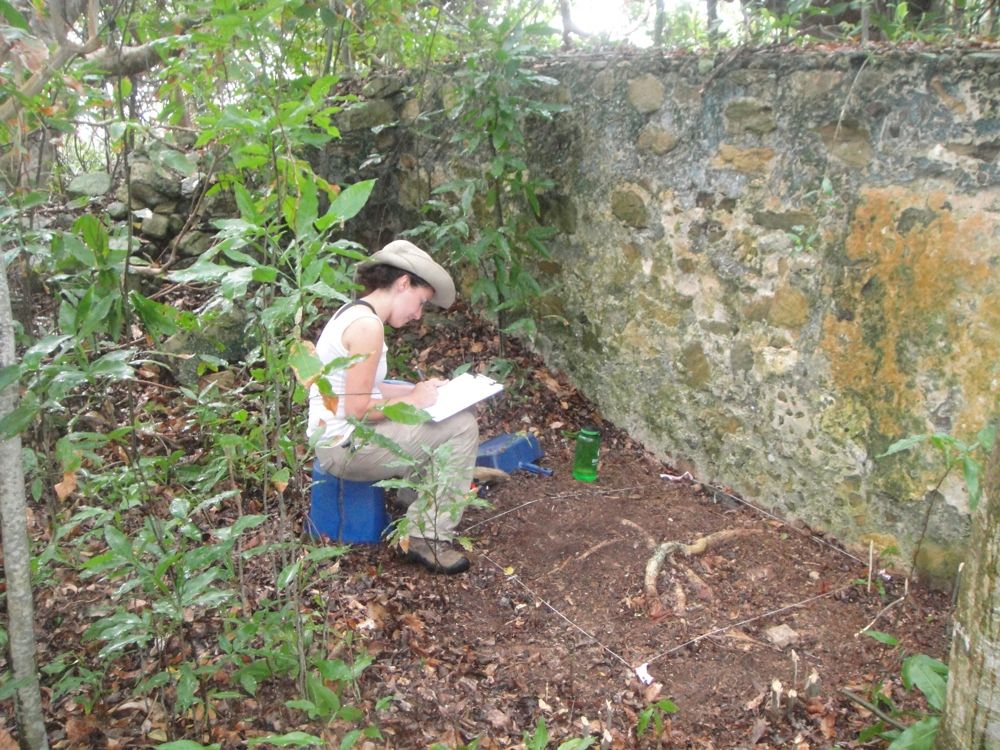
[6,305,953,749]
[323,440,950,749]
[299,308,954,749]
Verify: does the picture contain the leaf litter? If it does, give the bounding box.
[2,302,953,748]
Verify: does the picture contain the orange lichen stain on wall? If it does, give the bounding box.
[821,187,998,437]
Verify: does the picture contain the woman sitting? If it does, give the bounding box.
[308,240,479,574]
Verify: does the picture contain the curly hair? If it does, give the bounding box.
[356,263,432,295]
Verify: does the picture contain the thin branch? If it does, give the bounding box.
[856,575,910,639]
[0,36,102,122]
[855,594,907,638]
[85,41,183,77]
[839,688,907,731]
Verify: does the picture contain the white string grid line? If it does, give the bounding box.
[464,475,867,677]
[686,478,867,566]
[640,586,850,669]
[479,551,635,671]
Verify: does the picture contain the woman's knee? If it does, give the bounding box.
[434,410,478,456]
[451,409,479,442]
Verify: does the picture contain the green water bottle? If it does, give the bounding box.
[572,427,600,482]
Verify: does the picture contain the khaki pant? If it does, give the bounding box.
[315,410,479,542]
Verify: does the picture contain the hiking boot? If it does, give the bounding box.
[406,537,470,574]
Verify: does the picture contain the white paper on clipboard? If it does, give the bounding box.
[424,372,503,422]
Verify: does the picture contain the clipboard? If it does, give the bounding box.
[424,372,503,422]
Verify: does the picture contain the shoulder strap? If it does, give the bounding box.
[333,299,377,320]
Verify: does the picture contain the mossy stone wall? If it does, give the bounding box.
[520,49,999,582]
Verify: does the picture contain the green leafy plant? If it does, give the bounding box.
[879,423,996,512]
[79,491,266,707]
[409,16,564,344]
[219,548,387,746]
[852,575,888,599]
[50,215,130,344]
[637,697,679,740]
[856,636,947,750]
[786,176,839,254]
[523,716,595,750]
[376,440,491,549]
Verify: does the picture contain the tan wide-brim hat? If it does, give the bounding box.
[359,240,456,308]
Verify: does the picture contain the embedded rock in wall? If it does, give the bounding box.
[611,183,651,228]
[517,49,1000,584]
[68,171,112,198]
[627,73,665,113]
[637,123,680,155]
[98,142,236,255]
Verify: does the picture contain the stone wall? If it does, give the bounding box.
[516,49,999,582]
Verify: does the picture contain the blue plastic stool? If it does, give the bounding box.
[308,461,389,543]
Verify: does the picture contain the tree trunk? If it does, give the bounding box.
[654,0,666,46]
[0,261,49,749]
[939,434,1000,749]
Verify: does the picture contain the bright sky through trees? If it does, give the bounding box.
[569,0,653,44]
[556,0,740,46]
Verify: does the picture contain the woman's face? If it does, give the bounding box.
[388,279,434,327]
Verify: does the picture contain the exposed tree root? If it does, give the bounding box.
[672,580,687,617]
[620,518,656,549]
[620,521,761,617]
[542,537,619,579]
[680,563,714,602]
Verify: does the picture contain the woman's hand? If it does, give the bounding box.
[409,379,445,408]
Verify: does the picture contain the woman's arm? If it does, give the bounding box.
[341,318,441,420]
[379,380,416,399]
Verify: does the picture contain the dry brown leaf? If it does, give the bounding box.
[536,370,563,395]
[642,681,662,702]
[745,689,766,711]
[400,612,425,635]
[747,717,768,744]
[322,393,340,414]
[486,706,510,729]
[472,466,510,482]
[0,728,19,750]
[819,712,836,739]
[54,471,77,501]
[434,729,464,747]
[366,601,388,629]
[804,696,825,715]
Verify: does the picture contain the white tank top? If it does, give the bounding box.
[307,302,388,446]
